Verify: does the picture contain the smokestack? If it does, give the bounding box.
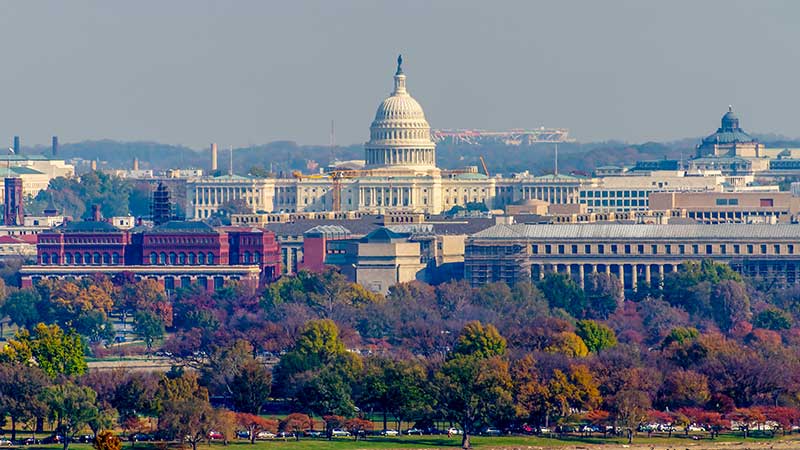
[12,136,19,155]
[91,204,102,222]
[210,143,218,172]
[4,178,23,226]
[133,157,139,171]
[51,136,58,157]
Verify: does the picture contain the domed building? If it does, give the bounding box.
[364,55,438,173]
[696,106,763,158]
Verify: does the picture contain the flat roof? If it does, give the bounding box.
[469,223,800,241]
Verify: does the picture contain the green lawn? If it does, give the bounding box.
[27,432,800,450]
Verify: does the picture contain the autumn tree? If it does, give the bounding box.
[453,321,507,359]
[279,413,314,441]
[2,323,87,378]
[584,273,622,319]
[0,363,49,440]
[92,430,121,450]
[231,359,272,414]
[611,389,651,443]
[236,413,277,444]
[712,280,751,332]
[344,418,374,441]
[156,372,216,450]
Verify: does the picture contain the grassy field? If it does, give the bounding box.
[20,433,800,450]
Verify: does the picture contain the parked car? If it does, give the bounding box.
[331,429,351,437]
[41,436,63,444]
[304,430,323,438]
[447,428,463,435]
[76,435,95,443]
[207,431,224,440]
[21,438,40,445]
[0,439,11,446]
[537,427,551,435]
[380,429,399,436]
[255,431,275,440]
[275,431,294,439]
[482,427,502,436]
[130,433,152,442]
[405,428,424,435]
[236,431,250,439]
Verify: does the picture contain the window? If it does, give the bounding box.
[720,245,726,255]
[102,253,110,264]
[93,253,101,265]
[665,245,672,255]
[679,245,685,255]
[760,198,774,207]
[598,244,605,254]
[733,245,740,254]
[624,244,631,255]
[747,244,754,254]
[532,245,538,254]
[243,251,251,263]
[774,244,781,254]
[65,253,73,264]
[52,253,59,264]
[179,253,187,264]
[189,253,196,264]
[208,254,215,264]
[571,245,578,254]
[585,244,591,254]
[159,252,167,264]
[651,245,658,254]
[558,245,565,255]
[692,244,699,254]
[150,252,158,264]
[706,245,713,254]
[254,252,261,263]
[761,244,768,254]
[112,253,120,264]
[198,253,206,264]
[545,245,552,254]
[638,244,644,254]
[75,253,82,265]
[41,253,50,265]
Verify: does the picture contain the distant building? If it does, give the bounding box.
[696,107,764,158]
[649,191,800,224]
[22,220,281,290]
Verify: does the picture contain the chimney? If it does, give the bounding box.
[91,204,102,222]
[210,143,218,172]
[12,136,19,155]
[3,177,23,226]
[133,157,139,171]
[90,160,97,171]
[51,136,58,157]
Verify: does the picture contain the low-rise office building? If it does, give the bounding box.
[465,223,800,289]
[649,191,800,224]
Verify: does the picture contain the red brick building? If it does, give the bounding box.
[23,220,281,291]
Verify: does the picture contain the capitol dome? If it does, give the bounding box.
[365,55,437,170]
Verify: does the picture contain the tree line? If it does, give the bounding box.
[1,260,800,448]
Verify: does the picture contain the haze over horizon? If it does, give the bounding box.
[1,1,798,149]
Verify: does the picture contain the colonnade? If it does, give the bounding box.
[520,186,578,204]
[531,261,681,292]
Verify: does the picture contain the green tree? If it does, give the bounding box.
[133,310,165,351]
[230,359,272,414]
[274,319,347,387]
[538,273,586,317]
[753,308,792,331]
[575,320,618,353]
[436,355,514,449]
[43,381,99,450]
[711,280,750,332]
[2,288,43,330]
[453,321,507,358]
[584,273,622,319]
[2,323,87,378]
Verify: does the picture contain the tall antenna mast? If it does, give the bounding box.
[554,142,559,176]
[330,120,336,162]
[229,146,233,176]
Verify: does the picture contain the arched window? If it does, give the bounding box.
[85,253,92,265]
[75,253,82,265]
[198,253,206,264]
[150,252,158,265]
[243,251,251,264]
[254,252,261,263]
[169,253,177,265]
[207,253,214,264]
[93,253,101,265]
[102,253,110,265]
[112,252,120,265]
[65,253,73,265]
[188,253,196,265]
[41,253,50,265]
[51,253,59,265]
[159,252,167,265]
[179,253,186,265]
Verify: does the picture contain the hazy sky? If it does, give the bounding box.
[1,1,798,149]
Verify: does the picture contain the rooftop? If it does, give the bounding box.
[470,223,800,241]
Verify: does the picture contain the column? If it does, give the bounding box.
[631,264,638,292]
[658,265,665,288]
[538,264,545,280]
[604,264,610,275]
[644,265,651,284]
[578,265,585,289]
[618,265,625,291]
[591,264,597,274]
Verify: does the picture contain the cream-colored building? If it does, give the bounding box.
[184,57,741,219]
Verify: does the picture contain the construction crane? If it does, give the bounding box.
[479,156,490,177]
[293,169,367,212]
